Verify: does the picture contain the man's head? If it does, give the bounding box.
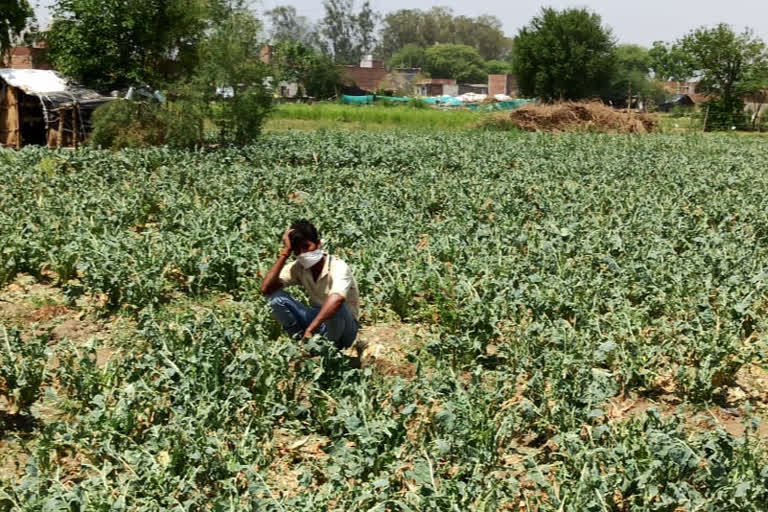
[289,219,320,256]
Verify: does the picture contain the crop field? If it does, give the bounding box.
[267,103,483,131]
[2,132,768,510]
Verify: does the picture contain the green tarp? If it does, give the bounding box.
[342,95,374,104]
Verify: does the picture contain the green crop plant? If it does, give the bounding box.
[1,132,768,509]
[0,327,49,415]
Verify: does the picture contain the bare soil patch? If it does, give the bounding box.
[355,322,427,378]
[264,428,329,498]
[606,394,768,438]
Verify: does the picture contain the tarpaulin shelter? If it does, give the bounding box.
[0,68,114,148]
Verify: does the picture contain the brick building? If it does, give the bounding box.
[2,45,51,70]
[488,74,518,97]
[342,56,389,92]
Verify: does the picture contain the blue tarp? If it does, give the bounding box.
[342,93,534,111]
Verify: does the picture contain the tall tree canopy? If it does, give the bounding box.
[47,0,227,89]
[270,41,342,98]
[680,25,768,105]
[604,44,654,101]
[424,44,486,83]
[649,41,696,82]
[1,0,33,56]
[388,43,427,69]
[317,0,378,64]
[265,5,315,45]
[377,7,511,61]
[513,7,615,101]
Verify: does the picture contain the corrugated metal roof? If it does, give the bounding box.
[0,68,68,94]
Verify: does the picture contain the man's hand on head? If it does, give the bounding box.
[281,229,294,257]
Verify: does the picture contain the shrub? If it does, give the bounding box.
[703,97,748,131]
[89,100,206,150]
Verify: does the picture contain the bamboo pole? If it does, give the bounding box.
[72,107,78,149]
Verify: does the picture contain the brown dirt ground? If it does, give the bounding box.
[352,322,427,379]
[263,428,330,498]
[0,274,124,366]
[606,392,768,438]
[1,274,131,485]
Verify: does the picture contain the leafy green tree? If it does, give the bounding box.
[649,41,695,81]
[265,5,316,45]
[452,14,512,60]
[193,6,272,144]
[1,0,32,57]
[377,7,510,60]
[355,0,378,57]
[680,25,768,108]
[271,41,342,98]
[47,0,216,89]
[512,7,616,101]
[485,59,513,75]
[424,44,486,83]
[318,0,378,64]
[90,1,272,147]
[604,44,654,104]
[388,44,426,68]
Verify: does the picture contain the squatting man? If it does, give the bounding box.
[260,219,360,350]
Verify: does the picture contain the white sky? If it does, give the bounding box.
[33,0,768,47]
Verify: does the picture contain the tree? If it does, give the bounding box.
[681,25,767,106]
[318,0,379,64]
[271,41,342,98]
[355,0,378,57]
[485,60,513,75]
[194,5,272,144]
[681,25,768,130]
[512,7,616,101]
[604,44,654,105]
[649,41,695,82]
[265,5,315,45]
[388,44,426,68]
[424,44,486,83]
[47,0,218,89]
[1,0,33,57]
[377,8,510,60]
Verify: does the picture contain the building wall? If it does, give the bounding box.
[488,74,518,97]
[4,46,51,70]
[443,84,459,96]
[343,65,389,92]
[664,80,698,95]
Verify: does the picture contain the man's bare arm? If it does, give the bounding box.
[260,229,292,296]
[304,293,345,338]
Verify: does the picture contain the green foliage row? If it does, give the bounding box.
[270,103,482,129]
[1,132,768,508]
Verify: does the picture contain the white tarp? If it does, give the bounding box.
[0,68,69,94]
[456,92,487,103]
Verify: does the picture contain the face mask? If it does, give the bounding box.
[297,249,324,269]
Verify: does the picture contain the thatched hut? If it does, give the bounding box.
[0,68,113,148]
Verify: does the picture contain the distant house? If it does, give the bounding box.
[658,94,696,112]
[342,55,389,93]
[416,78,457,97]
[458,83,488,95]
[663,80,699,96]
[0,68,113,148]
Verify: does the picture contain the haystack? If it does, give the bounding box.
[481,102,658,134]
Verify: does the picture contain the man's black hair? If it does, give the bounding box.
[289,219,319,251]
